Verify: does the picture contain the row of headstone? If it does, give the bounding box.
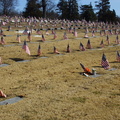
[1,16,120,32]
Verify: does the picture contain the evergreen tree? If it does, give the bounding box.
[80,3,97,22]
[106,9,117,23]
[95,0,117,22]
[95,0,110,11]
[23,0,42,18]
[68,0,79,20]
[57,0,68,19]
[57,0,79,20]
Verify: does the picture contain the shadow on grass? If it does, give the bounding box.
[10,58,24,62]
[36,40,44,42]
[10,42,19,44]
[31,55,39,57]
[48,52,55,54]
[92,66,102,68]
[110,61,119,63]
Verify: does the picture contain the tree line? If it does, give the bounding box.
[0,0,119,23]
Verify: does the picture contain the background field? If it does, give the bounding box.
[0,20,120,120]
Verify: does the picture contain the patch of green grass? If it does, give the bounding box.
[22,115,31,120]
[105,103,120,108]
[92,91,102,95]
[111,93,120,96]
[72,97,86,103]
[45,117,58,120]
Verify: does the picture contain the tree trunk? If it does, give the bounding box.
[42,0,46,18]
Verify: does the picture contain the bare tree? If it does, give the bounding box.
[0,0,17,15]
[40,0,56,18]
[46,0,56,12]
[46,1,58,19]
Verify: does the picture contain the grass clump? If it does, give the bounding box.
[72,97,86,103]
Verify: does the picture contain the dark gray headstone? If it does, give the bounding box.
[0,64,9,67]
[17,60,30,63]
[0,96,23,105]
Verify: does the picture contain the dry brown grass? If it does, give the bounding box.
[0,22,120,120]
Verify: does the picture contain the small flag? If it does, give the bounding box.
[73,30,78,37]
[0,90,6,98]
[37,44,42,56]
[28,32,32,41]
[100,40,104,48]
[116,35,120,44]
[66,44,71,53]
[114,29,118,35]
[80,63,92,75]
[79,42,85,51]
[16,34,21,43]
[0,36,5,44]
[116,51,120,62]
[2,21,6,26]
[63,32,68,39]
[0,30,4,35]
[42,34,45,41]
[106,35,110,45]
[36,29,41,34]
[22,41,31,55]
[7,26,11,31]
[92,30,95,37]
[86,39,92,49]
[0,26,2,30]
[52,29,54,34]
[45,30,49,35]
[109,29,113,35]
[103,30,107,36]
[101,53,110,69]
[0,90,6,97]
[68,27,72,33]
[85,27,89,33]
[80,63,85,70]
[28,21,31,26]
[100,30,103,36]
[84,32,88,38]
[53,32,57,39]
[23,28,28,35]
[54,46,60,54]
